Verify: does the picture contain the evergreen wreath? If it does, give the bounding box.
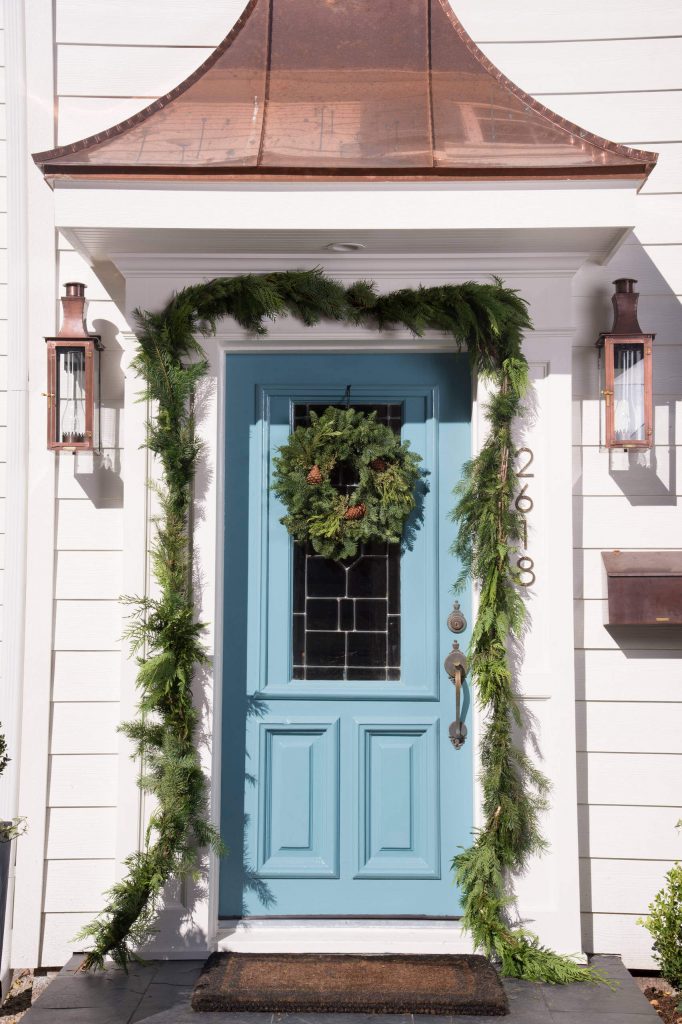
[77,268,603,986]
[272,405,422,560]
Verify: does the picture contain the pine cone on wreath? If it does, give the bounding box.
[369,457,388,472]
[344,502,366,521]
[306,464,323,485]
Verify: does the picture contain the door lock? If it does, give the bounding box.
[444,640,468,749]
[447,601,467,634]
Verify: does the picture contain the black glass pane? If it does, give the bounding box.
[291,402,402,681]
[307,599,339,631]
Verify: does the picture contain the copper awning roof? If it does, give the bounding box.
[34,0,657,183]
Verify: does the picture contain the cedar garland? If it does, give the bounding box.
[78,268,601,984]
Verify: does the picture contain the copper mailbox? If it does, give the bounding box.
[602,551,682,625]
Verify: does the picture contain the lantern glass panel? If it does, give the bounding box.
[56,346,86,445]
[94,346,101,451]
[612,341,646,444]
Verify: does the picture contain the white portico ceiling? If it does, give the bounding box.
[63,226,626,265]
[54,180,639,270]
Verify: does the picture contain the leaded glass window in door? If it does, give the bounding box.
[291,403,401,681]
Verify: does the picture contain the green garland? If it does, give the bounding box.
[272,405,422,560]
[78,268,601,985]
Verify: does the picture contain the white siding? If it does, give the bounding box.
[21,0,680,968]
[571,243,682,966]
[0,0,7,766]
[35,228,130,962]
[428,1,682,972]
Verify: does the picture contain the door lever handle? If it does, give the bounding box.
[444,641,468,749]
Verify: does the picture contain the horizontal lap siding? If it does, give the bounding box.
[41,243,128,964]
[466,5,682,971]
[0,0,6,787]
[45,0,681,969]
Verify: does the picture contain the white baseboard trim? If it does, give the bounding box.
[216,919,473,955]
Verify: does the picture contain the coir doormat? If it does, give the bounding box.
[191,952,509,1016]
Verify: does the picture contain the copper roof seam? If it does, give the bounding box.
[434,0,657,170]
[426,0,437,169]
[256,0,274,168]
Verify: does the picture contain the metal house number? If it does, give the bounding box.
[515,447,536,587]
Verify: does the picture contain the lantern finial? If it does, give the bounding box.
[57,281,90,339]
[610,278,642,335]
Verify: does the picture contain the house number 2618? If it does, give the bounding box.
[515,447,536,587]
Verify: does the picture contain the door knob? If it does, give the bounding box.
[444,640,467,749]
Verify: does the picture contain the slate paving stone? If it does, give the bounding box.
[15,955,661,1024]
[32,970,148,1003]
[547,1015,657,1024]
[149,961,203,986]
[590,954,633,975]
[503,977,550,1007]
[540,974,656,1016]
[136,1013,274,1024]
[130,983,196,1022]
[59,954,89,974]
[416,1016,543,1024]
[270,1015,409,1024]
[57,954,158,989]
[18,1007,138,1024]
[273,1016,412,1024]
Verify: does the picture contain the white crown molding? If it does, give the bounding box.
[206,328,572,348]
[112,251,588,280]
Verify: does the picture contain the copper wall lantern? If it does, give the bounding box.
[596,279,654,450]
[45,283,103,453]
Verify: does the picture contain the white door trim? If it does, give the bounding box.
[116,264,580,960]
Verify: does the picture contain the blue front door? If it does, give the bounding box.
[220,353,472,918]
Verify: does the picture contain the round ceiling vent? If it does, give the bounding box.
[325,242,366,253]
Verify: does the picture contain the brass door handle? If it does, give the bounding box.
[444,641,468,749]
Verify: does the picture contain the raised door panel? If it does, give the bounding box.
[355,720,439,879]
[258,719,339,878]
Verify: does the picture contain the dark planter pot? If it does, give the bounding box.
[0,826,11,973]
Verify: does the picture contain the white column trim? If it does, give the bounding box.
[11,0,57,970]
[0,0,29,991]
[114,333,148,873]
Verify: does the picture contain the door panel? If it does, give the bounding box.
[221,353,472,918]
[258,719,339,878]
[355,719,439,879]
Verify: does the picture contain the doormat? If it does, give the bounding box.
[191,952,509,1015]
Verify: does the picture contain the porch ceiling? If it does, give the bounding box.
[64,225,626,266]
[55,179,639,270]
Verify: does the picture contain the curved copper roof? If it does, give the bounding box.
[34,0,657,182]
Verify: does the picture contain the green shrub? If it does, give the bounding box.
[0,726,8,778]
[639,862,682,989]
